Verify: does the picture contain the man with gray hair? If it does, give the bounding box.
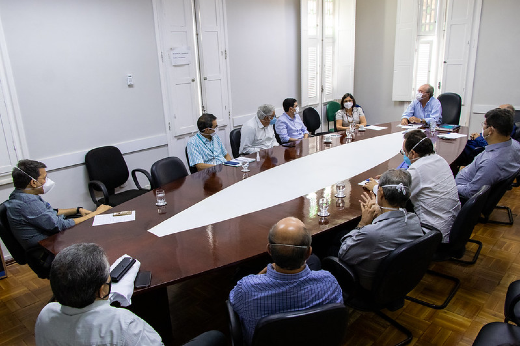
[338,169,424,290]
[239,104,279,155]
[401,84,442,125]
[35,243,226,346]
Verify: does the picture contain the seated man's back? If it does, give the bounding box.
[229,217,342,345]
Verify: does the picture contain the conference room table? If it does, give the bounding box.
[40,120,468,340]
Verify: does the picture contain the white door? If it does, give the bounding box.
[159,0,202,136]
[440,0,475,104]
[194,0,230,130]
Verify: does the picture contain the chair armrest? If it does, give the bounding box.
[88,180,109,207]
[131,169,152,190]
[226,300,243,346]
[505,280,520,324]
[322,256,358,300]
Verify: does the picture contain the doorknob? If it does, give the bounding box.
[203,77,207,80]
[191,78,195,82]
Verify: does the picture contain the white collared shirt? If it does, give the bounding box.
[239,116,279,154]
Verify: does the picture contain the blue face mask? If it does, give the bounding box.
[403,155,412,166]
[270,117,276,125]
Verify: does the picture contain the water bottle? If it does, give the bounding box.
[429,119,436,133]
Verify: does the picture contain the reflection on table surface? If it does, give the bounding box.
[40,121,468,290]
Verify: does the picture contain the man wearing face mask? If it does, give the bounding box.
[456,107,520,200]
[338,169,424,290]
[274,98,309,143]
[239,104,279,155]
[5,160,111,252]
[187,113,232,171]
[401,84,442,126]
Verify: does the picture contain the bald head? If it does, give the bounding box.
[268,217,311,270]
[499,104,515,115]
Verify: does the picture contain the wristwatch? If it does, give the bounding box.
[76,207,82,215]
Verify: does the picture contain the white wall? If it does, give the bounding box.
[469,0,520,133]
[225,0,300,126]
[353,0,407,125]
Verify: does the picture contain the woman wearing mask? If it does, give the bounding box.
[335,93,367,131]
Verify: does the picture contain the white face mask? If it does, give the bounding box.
[294,106,300,115]
[33,177,56,194]
[344,102,353,109]
[415,92,424,101]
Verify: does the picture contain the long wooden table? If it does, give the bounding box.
[40,121,468,340]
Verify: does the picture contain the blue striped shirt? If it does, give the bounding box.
[186,132,228,167]
[229,264,343,345]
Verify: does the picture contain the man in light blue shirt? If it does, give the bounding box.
[274,98,309,143]
[456,108,520,200]
[187,113,232,171]
[401,84,442,125]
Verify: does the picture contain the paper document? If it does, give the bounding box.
[93,211,135,226]
[437,133,467,139]
[398,124,423,129]
[233,157,256,163]
[365,125,388,131]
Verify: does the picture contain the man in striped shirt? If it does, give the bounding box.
[186,113,232,171]
[229,217,343,345]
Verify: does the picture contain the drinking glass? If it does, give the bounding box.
[155,189,167,206]
[318,197,330,217]
[241,161,250,172]
[335,181,346,198]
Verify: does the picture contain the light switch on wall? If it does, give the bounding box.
[127,74,133,87]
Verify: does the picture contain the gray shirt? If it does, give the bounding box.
[5,189,74,250]
[338,210,424,290]
[35,300,163,346]
[456,139,520,199]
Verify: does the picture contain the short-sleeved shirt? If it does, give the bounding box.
[229,264,343,345]
[186,132,228,167]
[5,189,74,250]
[36,300,163,346]
[274,112,309,143]
[335,106,365,126]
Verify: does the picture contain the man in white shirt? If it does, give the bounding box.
[239,104,279,155]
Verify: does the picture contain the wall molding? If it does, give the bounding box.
[472,104,519,114]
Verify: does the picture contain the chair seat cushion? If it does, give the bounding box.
[98,189,148,207]
[473,322,520,345]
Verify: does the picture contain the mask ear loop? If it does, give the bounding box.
[14,166,41,187]
[380,183,409,222]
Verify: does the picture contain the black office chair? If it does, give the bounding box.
[0,203,50,279]
[473,280,520,345]
[302,107,327,136]
[150,157,188,189]
[438,92,462,125]
[480,169,520,225]
[226,300,348,346]
[273,125,282,145]
[85,146,151,207]
[406,186,490,310]
[229,128,241,158]
[323,230,442,346]
[185,146,198,174]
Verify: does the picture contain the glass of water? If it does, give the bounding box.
[335,181,346,198]
[241,161,250,172]
[318,197,330,217]
[155,188,167,206]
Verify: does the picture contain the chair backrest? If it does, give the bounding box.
[273,125,282,145]
[85,146,129,193]
[229,128,242,158]
[185,146,198,174]
[371,230,442,306]
[0,203,27,265]
[448,185,490,252]
[481,169,520,219]
[438,92,462,125]
[302,107,321,135]
[251,303,348,346]
[512,122,520,142]
[150,157,188,189]
[326,101,341,123]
